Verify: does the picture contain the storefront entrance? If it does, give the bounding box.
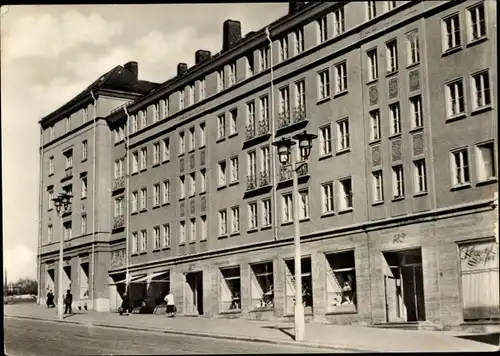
[383,249,426,322]
[185,271,203,315]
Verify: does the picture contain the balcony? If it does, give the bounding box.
[278,164,293,182]
[277,111,291,130]
[61,167,73,182]
[277,161,309,186]
[258,118,269,136]
[260,170,271,187]
[113,215,125,230]
[245,124,256,141]
[296,160,309,177]
[276,105,308,137]
[292,104,306,124]
[246,174,258,191]
[113,176,125,192]
[243,118,271,148]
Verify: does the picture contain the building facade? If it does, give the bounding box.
[38,1,498,330]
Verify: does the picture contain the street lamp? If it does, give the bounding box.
[52,192,73,319]
[273,130,317,342]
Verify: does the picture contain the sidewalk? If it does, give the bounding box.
[4,303,498,352]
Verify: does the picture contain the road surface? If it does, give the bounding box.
[4,317,344,355]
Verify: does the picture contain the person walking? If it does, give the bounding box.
[46,289,55,308]
[64,289,73,314]
[120,292,129,315]
[164,290,176,317]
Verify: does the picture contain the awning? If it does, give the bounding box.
[108,273,147,285]
[133,270,170,284]
[150,270,170,283]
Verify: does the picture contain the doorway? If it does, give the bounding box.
[383,249,426,322]
[185,271,203,315]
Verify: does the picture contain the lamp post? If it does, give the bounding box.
[273,130,317,342]
[52,192,73,319]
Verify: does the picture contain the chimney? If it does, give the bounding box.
[195,50,212,65]
[124,61,138,80]
[222,19,242,52]
[177,63,188,76]
[289,1,307,14]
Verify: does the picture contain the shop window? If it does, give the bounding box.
[326,251,357,313]
[250,262,274,310]
[220,266,241,313]
[284,257,313,315]
[459,240,499,321]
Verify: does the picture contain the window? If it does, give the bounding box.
[367,1,377,20]
[131,115,138,133]
[231,206,240,233]
[200,169,207,193]
[189,218,196,242]
[217,114,226,140]
[49,125,55,141]
[299,190,310,220]
[81,177,87,199]
[386,40,398,73]
[200,215,207,241]
[246,55,254,77]
[48,224,53,243]
[319,125,332,156]
[153,142,160,165]
[318,16,328,43]
[219,209,227,236]
[153,103,160,122]
[294,80,305,109]
[386,0,397,11]
[218,161,227,187]
[179,90,185,109]
[467,3,486,42]
[49,156,54,175]
[63,221,72,241]
[284,257,313,314]
[132,232,138,254]
[179,132,185,154]
[370,110,381,141]
[372,171,384,202]
[282,193,293,223]
[199,123,206,147]
[294,28,304,54]
[261,146,270,177]
[64,150,73,169]
[228,62,236,86]
[63,184,72,197]
[162,224,171,247]
[230,156,239,183]
[153,183,160,206]
[410,96,423,128]
[322,182,334,214]
[65,117,71,133]
[259,46,270,70]
[339,178,353,210]
[389,103,401,135]
[279,36,288,62]
[459,240,499,320]
[189,173,196,196]
[246,101,256,132]
[407,30,420,65]
[413,160,427,193]
[262,199,272,227]
[179,221,186,244]
[318,70,330,100]
[279,86,290,114]
[179,176,185,199]
[333,7,345,36]
[200,78,206,100]
[162,138,170,162]
[248,202,258,230]
[140,188,147,210]
[250,262,274,309]
[471,71,491,110]
[139,110,146,129]
[188,84,195,105]
[392,165,405,198]
[132,191,138,213]
[188,127,195,151]
[229,109,238,135]
[337,119,350,150]
[162,98,169,119]
[48,190,54,210]
[140,230,147,252]
[326,251,357,313]
[82,140,88,161]
[260,97,269,130]
[140,148,147,170]
[443,14,461,51]
[334,62,347,93]
[367,49,378,81]
[162,180,170,204]
[218,69,225,91]
[476,142,496,181]
[451,149,470,186]
[153,226,161,249]
[220,267,241,312]
[446,79,465,117]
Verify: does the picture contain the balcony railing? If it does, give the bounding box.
[245,123,256,141]
[277,111,291,130]
[278,164,292,182]
[113,176,125,191]
[113,215,125,229]
[292,104,306,123]
[258,118,269,136]
[296,161,309,177]
[64,167,73,178]
[260,170,271,187]
[246,174,258,191]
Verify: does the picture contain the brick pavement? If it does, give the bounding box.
[4,304,498,352]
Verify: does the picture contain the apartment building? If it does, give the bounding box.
[39,1,498,330]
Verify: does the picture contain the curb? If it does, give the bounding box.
[5,314,372,353]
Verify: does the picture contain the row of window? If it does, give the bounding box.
[47,216,86,243]
[47,178,87,211]
[47,107,89,142]
[48,141,88,176]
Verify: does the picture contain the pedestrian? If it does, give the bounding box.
[120,292,129,316]
[64,289,73,314]
[46,289,55,308]
[164,290,176,317]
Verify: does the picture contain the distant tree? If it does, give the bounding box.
[10,278,38,295]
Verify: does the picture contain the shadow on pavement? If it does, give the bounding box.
[456,333,500,346]
[261,325,295,340]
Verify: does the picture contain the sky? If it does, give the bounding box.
[1,3,288,284]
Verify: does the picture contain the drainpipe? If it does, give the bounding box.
[37,127,44,304]
[265,27,279,241]
[123,107,131,291]
[90,91,97,310]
